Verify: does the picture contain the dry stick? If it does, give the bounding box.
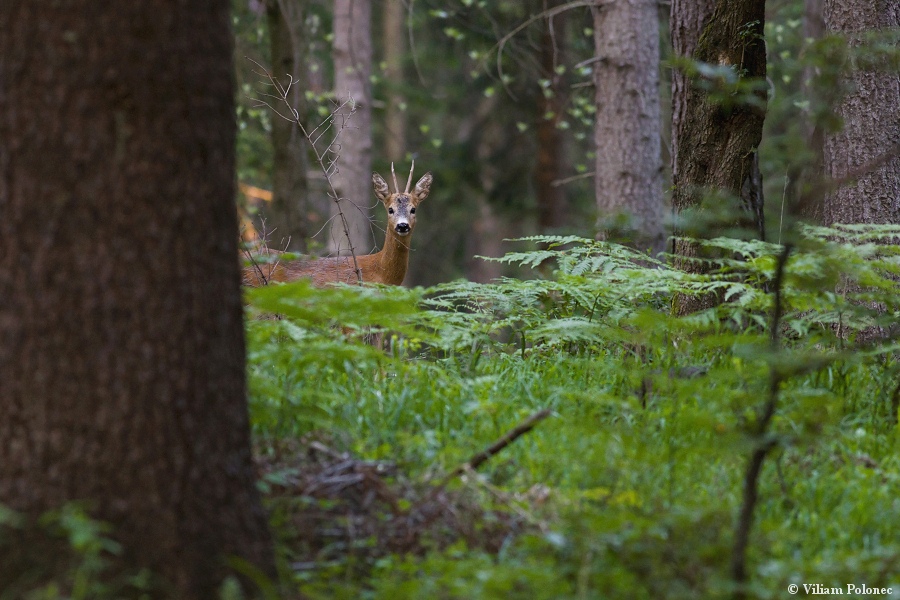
[434,408,552,492]
[247,58,364,284]
[731,243,792,600]
[241,220,281,286]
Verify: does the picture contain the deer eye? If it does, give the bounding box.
[410,208,416,214]
[388,208,394,214]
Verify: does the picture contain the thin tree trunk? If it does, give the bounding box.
[787,0,827,222]
[330,0,375,256]
[670,0,767,313]
[467,96,505,283]
[264,0,312,252]
[0,1,275,596]
[822,0,900,225]
[383,0,407,165]
[593,0,665,254]
[535,0,569,233]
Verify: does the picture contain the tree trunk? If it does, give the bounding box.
[822,0,900,225]
[535,0,569,233]
[0,2,275,596]
[670,0,767,313]
[383,0,407,166]
[787,0,827,222]
[670,0,716,206]
[330,0,375,256]
[264,0,312,252]
[593,0,665,254]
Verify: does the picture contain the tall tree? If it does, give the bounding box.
[0,1,275,596]
[330,0,375,256]
[265,0,313,251]
[535,0,570,234]
[592,0,665,253]
[383,0,407,166]
[670,0,767,312]
[822,0,900,225]
[786,0,827,222]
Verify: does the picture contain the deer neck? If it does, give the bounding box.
[373,228,412,285]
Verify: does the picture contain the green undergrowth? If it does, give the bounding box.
[245,225,900,599]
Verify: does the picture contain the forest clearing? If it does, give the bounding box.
[1,0,899,598]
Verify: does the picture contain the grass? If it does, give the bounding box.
[246,228,900,599]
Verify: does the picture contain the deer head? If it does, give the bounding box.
[372,162,432,238]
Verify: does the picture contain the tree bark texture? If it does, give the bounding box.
[264,0,313,252]
[670,0,767,234]
[670,0,767,313]
[593,0,665,254]
[383,0,407,165]
[0,1,275,596]
[787,0,827,222]
[535,0,570,233]
[670,0,716,204]
[822,0,900,225]
[330,0,375,256]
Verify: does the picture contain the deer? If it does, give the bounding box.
[242,163,433,287]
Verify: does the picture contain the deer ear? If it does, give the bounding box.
[372,172,390,202]
[413,172,433,202]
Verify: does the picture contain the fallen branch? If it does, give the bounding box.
[435,408,552,491]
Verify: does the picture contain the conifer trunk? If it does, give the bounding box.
[265,0,312,251]
[822,1,900,225]
[535,0,569,233]
[330,0,375,256]
[593,0,664,253]
[670,0,767,313]
[0,1,275,595]
[383,0,407,166]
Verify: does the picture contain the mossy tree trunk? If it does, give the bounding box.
[0,1,275,596]
[670,0,767,313]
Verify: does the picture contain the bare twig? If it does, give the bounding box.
[550,170,595,188]
[436,408,552,490]
[246,57,364,284]
[491,0,610,97]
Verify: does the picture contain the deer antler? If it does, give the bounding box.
[405,159,416,194]
[390,162,400,194]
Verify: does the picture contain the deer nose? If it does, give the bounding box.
[396,222,410,234]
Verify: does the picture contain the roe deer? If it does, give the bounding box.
[243,163,433,287]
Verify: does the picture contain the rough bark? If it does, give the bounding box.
[822,0,900,225]
[535,0,569,233]
[263,0,312,252]
[0,1,275,596]
[330,0,375,256]
[670,0,716,241]
[670,0,767,312]
[593,0,665,254]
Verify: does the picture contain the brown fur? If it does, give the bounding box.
[242,170,432,287]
